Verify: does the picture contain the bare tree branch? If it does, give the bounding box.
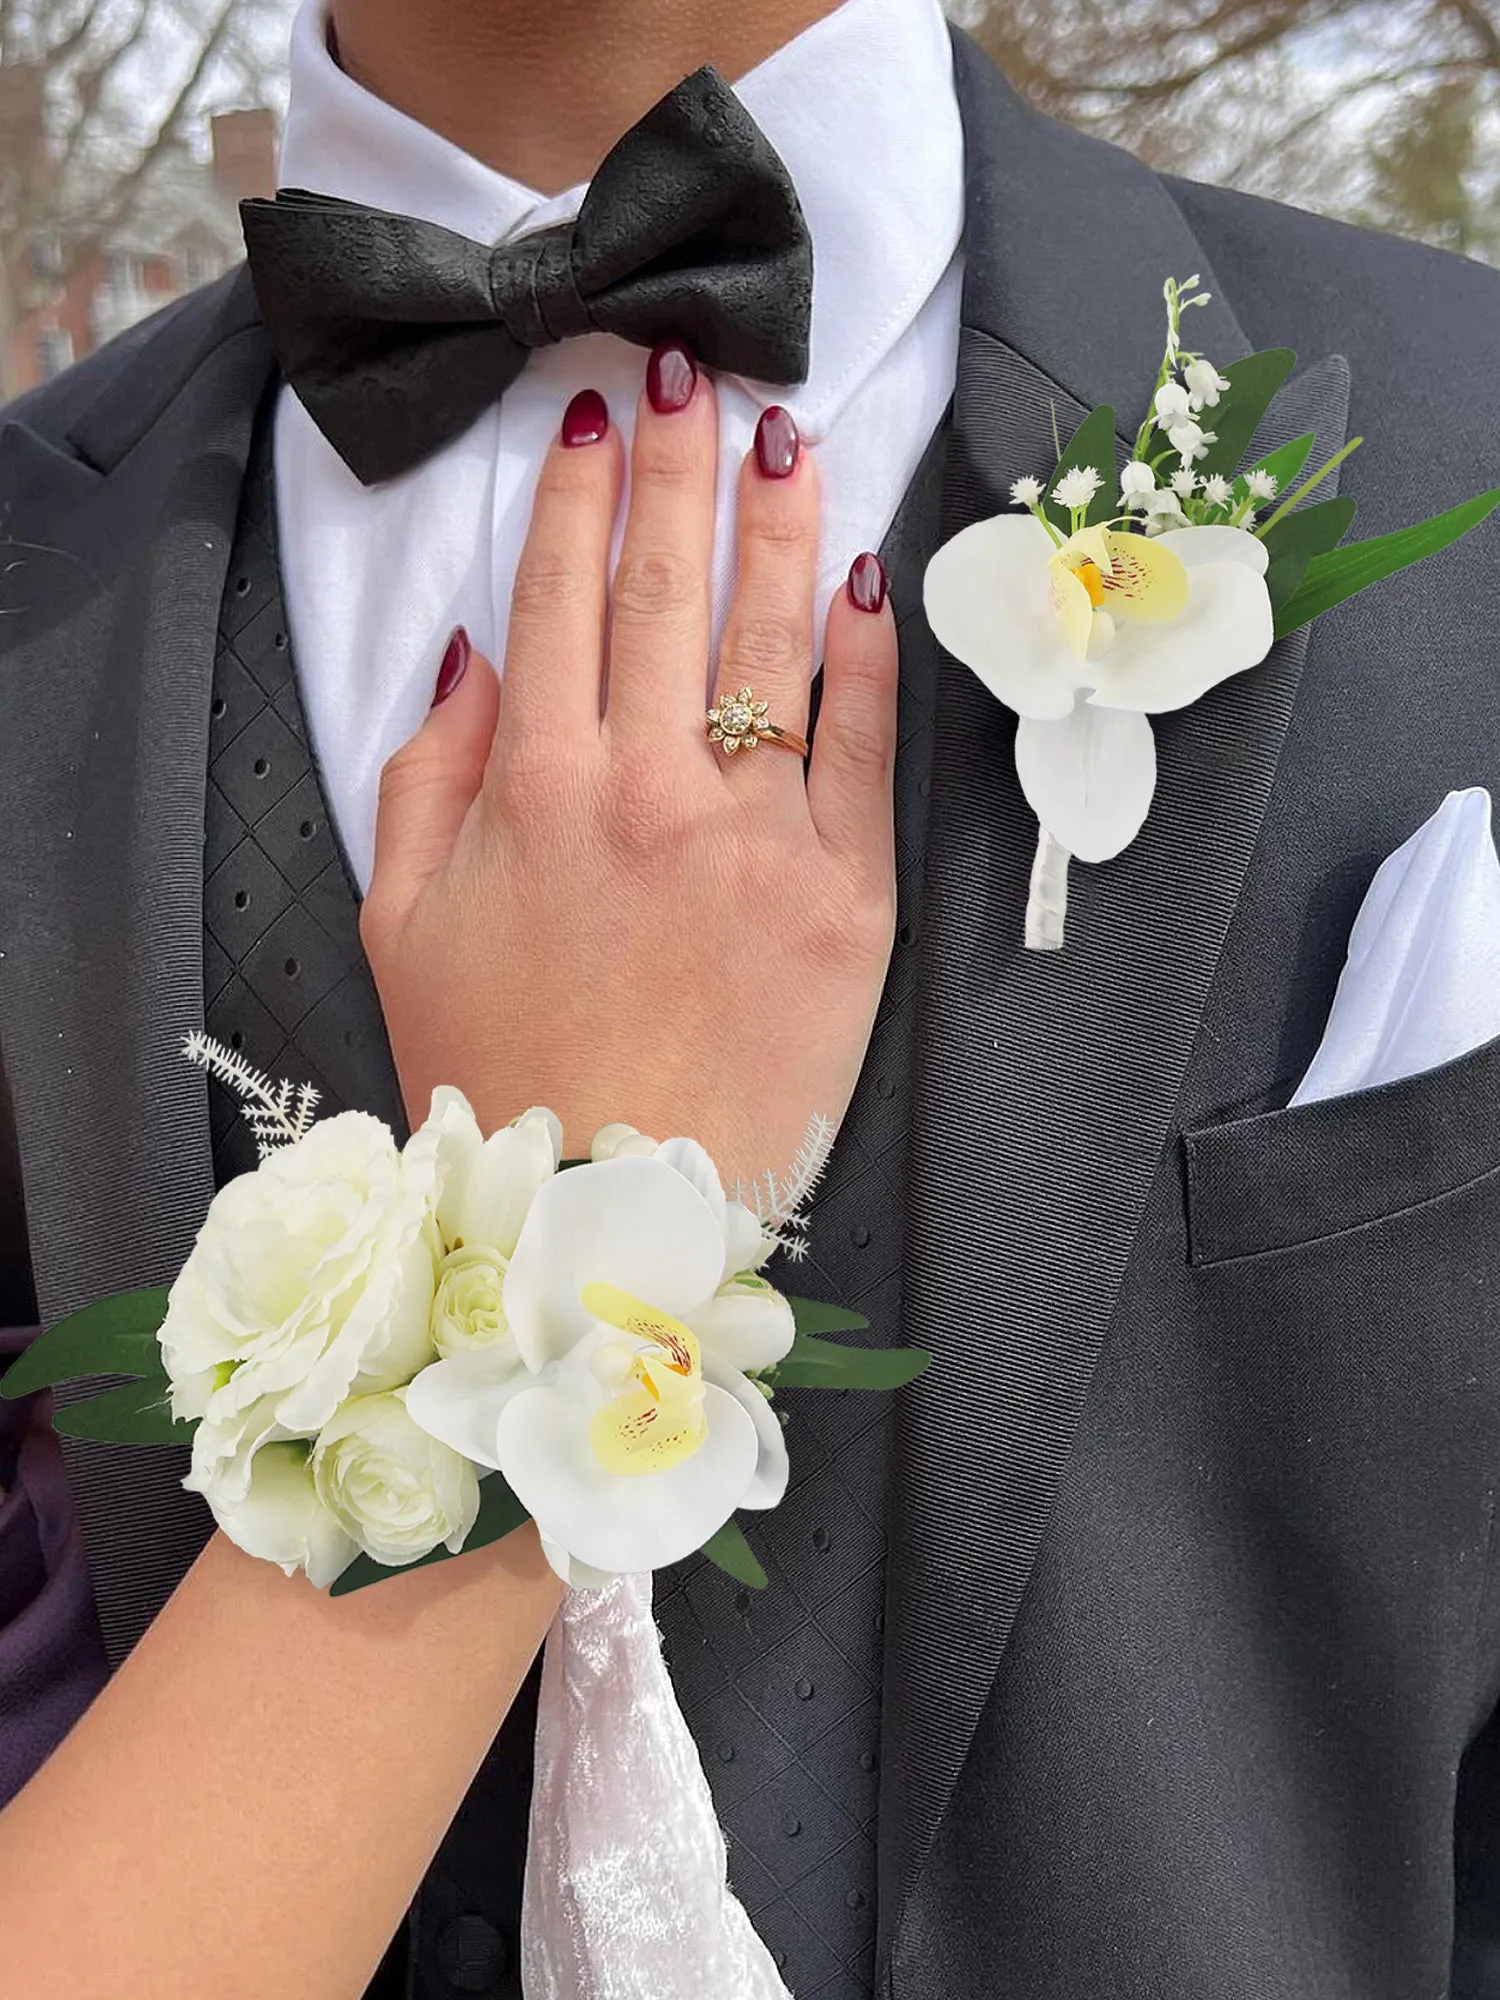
[972,0,1500,266]
[51,0,153,190]
[71,0,242,263]
[1218,55,1487,183]
[0,0,283,396]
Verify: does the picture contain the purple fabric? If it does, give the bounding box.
[0,1325,108,1807]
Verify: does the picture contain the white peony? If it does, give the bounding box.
[311,1389,480,1569]
[407,1140,795,1585]
[171,1109,446,1536]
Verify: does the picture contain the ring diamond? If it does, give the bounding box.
[707,685,771,755]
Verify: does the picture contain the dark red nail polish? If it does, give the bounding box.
[647,341,697,414]
[847,552,888,614]
[562,389,609,447]
[755,404,799,479]
[434,626,470,705]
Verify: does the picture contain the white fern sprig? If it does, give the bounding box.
[182,1032,323,1161]
[734,1112,836,1264]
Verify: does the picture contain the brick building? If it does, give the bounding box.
[4,90,277,400]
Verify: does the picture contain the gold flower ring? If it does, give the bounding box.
[706,685,809,760]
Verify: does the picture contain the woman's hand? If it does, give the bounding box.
[360,344,898,1187]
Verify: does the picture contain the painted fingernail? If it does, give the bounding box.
[847,552,888,614]
[647,340,697,414]
[755,404,799,479]
[562,389,609,447]
[434,626,470,706]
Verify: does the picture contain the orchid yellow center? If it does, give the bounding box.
[1047,526,1192,664]
[1072,557,1108,608]
[581,1281,708,1478]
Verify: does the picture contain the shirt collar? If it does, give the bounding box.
[279,0,964,440]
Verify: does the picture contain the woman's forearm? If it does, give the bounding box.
[0,1522,562,2000]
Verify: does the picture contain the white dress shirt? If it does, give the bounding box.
[276,0,965,889]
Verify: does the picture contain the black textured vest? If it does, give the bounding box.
[202,408,946,2000]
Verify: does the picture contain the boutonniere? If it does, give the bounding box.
[1,1037,929,1596]
[923,275,1500,950]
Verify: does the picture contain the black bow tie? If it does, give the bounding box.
[240,66,813,486]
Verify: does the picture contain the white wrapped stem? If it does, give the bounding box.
[1025,828,1071,952]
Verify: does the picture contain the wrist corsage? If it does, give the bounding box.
[2,1034,928,1596]
[4,1037,927,1995]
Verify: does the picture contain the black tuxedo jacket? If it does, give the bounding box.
[4,30,1500,1999]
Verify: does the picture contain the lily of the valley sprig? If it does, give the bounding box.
[924,274,1500,951]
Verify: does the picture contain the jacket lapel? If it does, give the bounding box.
[878,33,1351,1983]
[0,269,275,1665]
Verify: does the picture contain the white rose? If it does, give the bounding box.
[432,1243,519,1360]
[200,1439,358,1589]
[172,1091,500,1528]
[167,1110,441,1482]
[311,1389,480,1569]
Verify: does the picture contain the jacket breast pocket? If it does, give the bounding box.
[1184,1031,1500,1267]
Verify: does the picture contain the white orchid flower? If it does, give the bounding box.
[923,516,1275,862]
[405,1143,795,1584]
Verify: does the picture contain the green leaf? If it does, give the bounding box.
[1260,496,1358,616]
[52,1378,191,1445]
[0,1286,172,1400]
[1230,430,1315,508]
[775,1336,932,1392]
[700,1517,768,1591]
[329,1473,532,1598]
[787,1297,870,1338]
[1192,348,1297,480]
[1042,405,1119,533]
[1274,486,1500,638]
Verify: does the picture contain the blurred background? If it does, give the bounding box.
[1,0,1497,399]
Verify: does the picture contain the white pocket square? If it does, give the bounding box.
[1293,787,1500,1110]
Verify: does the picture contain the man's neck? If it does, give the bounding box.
[329,0,843,193]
